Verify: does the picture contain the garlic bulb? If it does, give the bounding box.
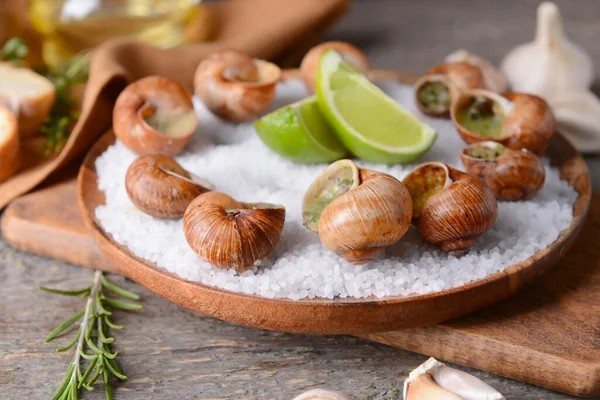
[445,50,508,93]
[404,358,505,400]
[549,91,600,153]
[501,2,594,98]
[292,389,351,400]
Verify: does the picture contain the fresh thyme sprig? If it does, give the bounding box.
[40,271,143,400]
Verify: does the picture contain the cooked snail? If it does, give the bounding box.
[445,49,508,93]
[0,105,21,182]
[184,192,285,272]
[451,89,555,155]
[113,76,197,156]
[194,50,281,122]
[300,41,369,93]
[461,141,545,201]
[403,162,498,256]
[302,159,412,264]
[125,154,213,219]
[414,61,485,118]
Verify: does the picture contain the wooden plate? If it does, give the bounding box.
[78,130,591,334]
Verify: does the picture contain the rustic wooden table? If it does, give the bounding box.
[1,1,598,399]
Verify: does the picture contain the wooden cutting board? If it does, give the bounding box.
[1,179,599,397]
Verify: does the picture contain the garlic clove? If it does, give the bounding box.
[194,50,282,122]
[125,154,212,219]
[184,192,285,272]
[501,2,594,97]
[300,41,369,93]
[445,49,508,93]
[404,358,505,400]
[549,90,600,154]
[403,162,497,256]
[302,159,413,264]
[292,388,351,400]
[0,105,21,182]
[113,76,197,156]
[461,141,546,201]
[405,373,462,400]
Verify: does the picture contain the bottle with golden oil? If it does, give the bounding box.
[27,0,201,67]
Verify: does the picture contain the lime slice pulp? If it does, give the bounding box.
[316,50,437,164]
[254,96,347,164]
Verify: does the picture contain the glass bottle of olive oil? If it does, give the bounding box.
[27,0,200,67]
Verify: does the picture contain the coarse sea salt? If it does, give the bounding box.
[95,79,577,300]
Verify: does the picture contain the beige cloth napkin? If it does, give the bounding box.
[0,0,349,210]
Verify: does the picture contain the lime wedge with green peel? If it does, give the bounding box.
[316,50,437,164]
[254,96,348,164]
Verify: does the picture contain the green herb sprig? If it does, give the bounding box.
[0,37,29,65]
[40,55,89,155]
[40,271,143,400]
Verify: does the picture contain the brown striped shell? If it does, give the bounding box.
[302,159,413,264]
[183,192,285,272]
[300,41,369,93]
[461,141,546,201]
[125,154,213,219]
[403,162,498,256]
[451,89,555,155]
[194,51,281,122]
[113,76,197,156]
[414,61,486,118]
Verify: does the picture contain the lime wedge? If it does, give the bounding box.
[254,96,347,163]
[316,50,437,164]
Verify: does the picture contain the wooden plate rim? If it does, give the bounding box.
[78,114,591,334]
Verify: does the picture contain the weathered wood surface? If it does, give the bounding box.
[2,0,600,398]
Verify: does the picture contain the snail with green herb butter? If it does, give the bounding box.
[451,89,555,155]
[302,159,412,264]
[403,162,498,256]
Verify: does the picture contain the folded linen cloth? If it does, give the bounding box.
[0,0,348,209]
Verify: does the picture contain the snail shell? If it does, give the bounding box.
[300,41,369,93]
[403,162,498,256]
[184,192,285,272]
[451,89,555,155]
[461,141,545,201]
[445,49,509,93]
[302,159,412,264]
[414,61,486,118]
[0,105,21,182]
[125,154,213,219]
[194,50,282,122]
[113,76,197,156]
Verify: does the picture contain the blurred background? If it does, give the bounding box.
[0,0,597,182]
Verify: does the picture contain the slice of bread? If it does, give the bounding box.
[0,62,55,137]
[0,105,21,182]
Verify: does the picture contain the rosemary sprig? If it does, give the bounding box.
[40,271,142,400]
